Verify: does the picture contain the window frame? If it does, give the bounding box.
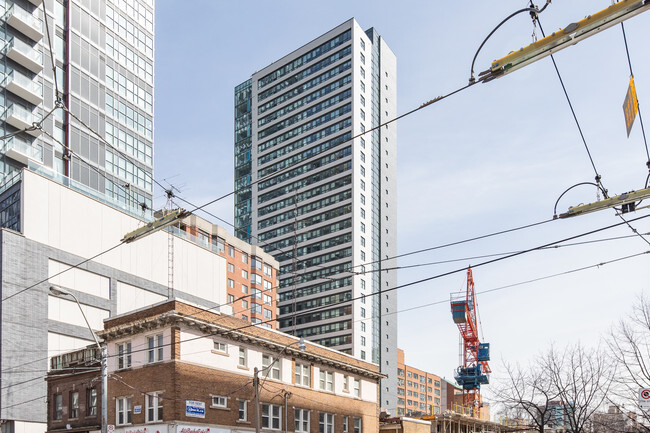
[262,354,281,380]
[117,341,132,369]
[295,362,311,387]
[319,412,334,433]
[262,403,282,430]
[147,334,163,363]
[54,393,63,420]
[145,392,163,423]
[87,388,98,417]
[295,408,310,433]
[116,396,132,426]
[69,391,79,418]
[239,347,248,367]
[233,399,245,421]
[211,395,228,408]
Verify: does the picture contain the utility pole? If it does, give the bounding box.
[254,367,260,433]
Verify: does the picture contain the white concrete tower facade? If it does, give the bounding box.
[235,18,398,411]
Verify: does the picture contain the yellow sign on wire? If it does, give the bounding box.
[623,75,639,137]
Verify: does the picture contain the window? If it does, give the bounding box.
[213,341,228,353]
[264,280,273,292]
[435,389,441,396]
[147,334,163,363]
[116,397,132,425]
[263,355,280,379]
[242,253,248,264]
[435,397,440,405]
[228,246,235,257]
[343,416,349,432]
[242,284,249,294]
[360,81,365,92]
[360,95,365,106]
[354,378,361,397]
[212,395,227,408]
[252,257,263,270]
[360,307,366,318]
[354,417,362,433]
[69,391,79,418]
[360,322,366,332]
[360,165,365,177]
[228,263,235,273]
[343,375,349,392]
[319,413,334,433]
[360,251,366,261]
[228,279,235,289]
[262,403,282,429]
[360,38,365,50]
[360,53,365,64]
[146,392,163,422]
[242,300,249,309]
[319,370,333,391]
[360,66,365,78]
[239,347,248,367]
[228,294,235,303]
[87,388,97,416]
[360,109,365,121]
[361,350,366,360]
[360,222,365,233]
[242,269,249,279]
[360,136,365,148]
[295,362,311,386]
[117,341,132,369]
[295,408,310,432]
[264,308,272,319]
[360,193,365,205]
[361,336,366,346]
[264,264,272,276]
[238,400,248,421]
[242,314,248,321]
[360,180,365,191]
[264,294,273,305]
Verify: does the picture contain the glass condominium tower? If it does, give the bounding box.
[235,18,398,411]
[0,0,154,214]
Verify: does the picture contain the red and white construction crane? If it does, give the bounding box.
[450,267,491,419]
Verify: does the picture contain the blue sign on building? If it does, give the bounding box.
[185,400,206,418]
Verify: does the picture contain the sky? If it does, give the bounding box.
[153,0,650,393]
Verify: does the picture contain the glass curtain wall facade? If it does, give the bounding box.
[0,0,154,215]
[235,18,398,412]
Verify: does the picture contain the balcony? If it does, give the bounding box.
[26,0,42,6]
[4,69,43,105]
[2,135,43,164]
[5,3,42,42]
[3,103,41,136]
[3,36,43,73]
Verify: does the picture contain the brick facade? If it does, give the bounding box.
[47,300,382,433]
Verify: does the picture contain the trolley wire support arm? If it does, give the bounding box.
[479,0,650,83]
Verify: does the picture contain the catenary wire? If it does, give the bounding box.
[535,13,650,247]
[101,213,650,361]
[41,1,60,100]
[534,13,601,184]
[188,80,482,216]
[1,242,123,303]
[5,247,646,386]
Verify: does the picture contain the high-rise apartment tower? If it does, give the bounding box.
[0,0,154,216]
[234,18,398,411]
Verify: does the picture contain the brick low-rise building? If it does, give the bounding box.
[177,214,280,329]
[396,349,443,417]
[47,299,383,433]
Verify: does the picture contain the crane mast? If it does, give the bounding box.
[450,267,490,418]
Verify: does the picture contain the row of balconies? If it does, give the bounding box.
[1,1,45,165]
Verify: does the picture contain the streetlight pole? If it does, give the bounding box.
[50,286,107,433]
[253,338,305,433]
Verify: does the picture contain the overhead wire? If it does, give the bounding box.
[5,245,646,392]
[97,213,650,362]
[187,79,482,216]
[534,9,650,247]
